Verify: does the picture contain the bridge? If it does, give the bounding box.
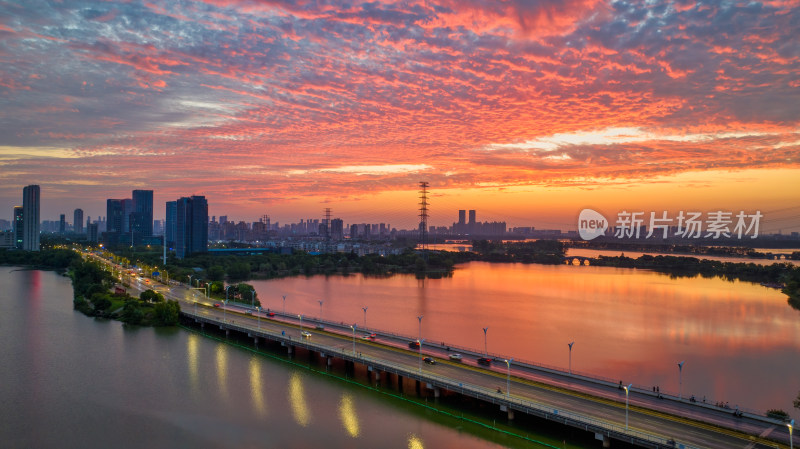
[178,302,794,449]
[86,253,795,449]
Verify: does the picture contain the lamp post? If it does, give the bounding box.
[568,341,575,375]
[418,338,426,373]
[223,299,227,323]
[678,361,685,400]
[505,358,514,399]
[788,419,794,449]
[251,290,255,307]
[318,300,324,322]
[417,315,423,344]
[482,327,489,356]
[362,306,368,329]
[282,295,287,314]
[350,324,357,356]
[188,274,193,287]
[299,314,303,333]
[257,306,261,329]
[624,383,633,430]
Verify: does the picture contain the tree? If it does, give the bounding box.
[120,298,144,325]
[207,265,225,281]
[228,262,251,280]
[794,390,800,411]
[153,300,180,326]
[140,289,164,303]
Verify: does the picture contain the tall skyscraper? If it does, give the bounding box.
[22,185,40,251]
[13,206,23,248]
[176,196,208,259]
[74,208,84,234]
[165,201,177,247]
[107,199,125,234]
[121,198,133,233]
[468,210,476,234]
[131,190,153,239]
[59,214,66,234]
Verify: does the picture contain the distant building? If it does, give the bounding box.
[165,201,177,247]
[107,199,125,234]
[176,195,208,259]
[131,189,153,241]
[13,206,23,248]
[74,208,84,234]
[121,198,133,233]
[87,223,98,242]
[330,218,344,240]
[0,230,14,248]
[59,214,66,234]
[22,185,40,251]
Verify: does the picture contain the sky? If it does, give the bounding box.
[1,0,799,231]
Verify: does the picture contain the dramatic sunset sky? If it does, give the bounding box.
[1,0,798,230]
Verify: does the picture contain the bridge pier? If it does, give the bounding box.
[602,435,610,448]
[287,345,293,356]
[500,404,514,420]
[327,356,333,368]
[433,387,440,398]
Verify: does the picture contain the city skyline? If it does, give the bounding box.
[1,1,798,231]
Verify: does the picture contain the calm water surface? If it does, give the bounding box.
[252,261,800,415]
[0,268,564,449]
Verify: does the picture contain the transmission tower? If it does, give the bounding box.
[418,181,429,254]
[324,207,331,253]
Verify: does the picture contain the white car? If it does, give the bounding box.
[301,331,312,338]
[449,354,463,361]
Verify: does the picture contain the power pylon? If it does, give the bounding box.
[418,182,429,254]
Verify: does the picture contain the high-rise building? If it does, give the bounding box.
[121,198,133,233]
[22,185,40,251]
[330,218,344,240]
[165,201,177,247]
[87,223,98,242]
[74,208,84,234]
[107,199,125,234]
[468,210,476,234]
[458,210,466,226]
[59,214,66,234]
[131,190,153,239]
[176,195,208,259]
[13,206,23,248]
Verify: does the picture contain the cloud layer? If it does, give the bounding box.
[0,0,798,223]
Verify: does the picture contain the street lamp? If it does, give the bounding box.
[482,327,489,356]
[318,300,324,322]
[350,324,357,356]
[225,285,233,302]
[505,358,514,399]
[188,274,193,286]
[418,338,426,373]
[623,383,633,430]
[223,299,227,323]
[678,361,685,400]
[251,290,255,307]
[282,295,287,314]
[568,341,575,375]
[788,419,794,449]
[298,314,303,333]
[417,315,423,343]
[362,306,368,328]
[257,306,261,329]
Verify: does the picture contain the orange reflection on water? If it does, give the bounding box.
[338,393,360,438]
[255,261,800,412]
[215,344,228,401]
[289,372,310,427]
[249,357,266,418]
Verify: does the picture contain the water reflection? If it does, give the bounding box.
[289,372,310,426]
[187,333,199,397]
[215,344,228,400]
[408,433,425,449]
[338,393,360,438]
[249,357,267,417]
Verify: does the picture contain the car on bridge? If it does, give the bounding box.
[301,331,312,338]
[449,354,463,362]
[408,340,420,349]
[423,357,436,365]
[477,357,492,366]
[266,312,275,317]
[213,303,220,308]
